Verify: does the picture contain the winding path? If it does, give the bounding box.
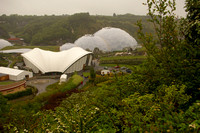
[26,79,58,95]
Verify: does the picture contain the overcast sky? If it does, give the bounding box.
[0,0,186,17]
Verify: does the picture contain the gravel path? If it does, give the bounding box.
[26,79,58,95]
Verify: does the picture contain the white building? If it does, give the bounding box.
[21,47,93,74]
[101,70,111,75]
[0,67,33,81]
[60,74,67,83]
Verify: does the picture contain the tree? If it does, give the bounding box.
[90,67,96,83]
[136,0,200,102]
[185,0,200,47]
[183,0,200,94]
[137,0,182,89]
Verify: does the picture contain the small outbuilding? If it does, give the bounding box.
[0,67,33,81]
[0,73,9,81]
[101,70,111,75]
[60,74,67,83]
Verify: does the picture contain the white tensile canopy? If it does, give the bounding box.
[21,47,92,74]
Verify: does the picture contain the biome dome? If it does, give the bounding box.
[60,43,76,51]
[94,27,137,51]
[74,35,111,52]
[0,39,13,49]
[60,27,138,52]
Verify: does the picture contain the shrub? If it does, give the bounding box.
[34,74,83,103]
[94,76,109,85]
[90,67,96,83]
[83,72,90,77]
[71,74,83,85]
[4,88,33,100]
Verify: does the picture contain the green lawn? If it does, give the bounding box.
[100,55,146,61]
[2,46,60,52]
[0,81,15,85]
[83,72,90,77]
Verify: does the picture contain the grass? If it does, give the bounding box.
[2,46,60,52]
[83,72,90,77]
[0,81,15,85]
[34,74,83,103]
[100,55,146,61]
[71,74,84,85]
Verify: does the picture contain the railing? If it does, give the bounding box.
[0,80,26,92]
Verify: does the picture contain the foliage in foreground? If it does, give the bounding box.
[9,76,199,132]
[0,74,83,131]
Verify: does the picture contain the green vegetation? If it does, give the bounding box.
[0,26,9,39]
[2,45,59,52]
[100,55,146,61]
[34,74,83,103]
[89,67,96,83]
[82,72,90,77]
[0,81,14,85]
[0,13,153,45]
[100,55,146,65]
[1,0,200,132]
[0,53,23,68]
[4,88,33,100]
[0,53,9,67]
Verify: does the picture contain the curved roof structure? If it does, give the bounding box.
[60,43,76,51]
[94,27,138,51]
[0,39,13,50]
[74,35,110,52]
[21,47,92,74]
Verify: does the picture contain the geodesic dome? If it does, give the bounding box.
[0,39,13,49]
[94,27,138,51]
[60,43,76,51]
[75,35,111,52]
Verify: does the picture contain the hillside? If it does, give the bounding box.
[0,13,153,45]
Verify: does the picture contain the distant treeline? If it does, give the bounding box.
[0,13,154,45]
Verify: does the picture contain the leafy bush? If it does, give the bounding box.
[94,76,109,85]
[33,89,59,103]
[71,74,83,85]
[83,72,90,77]
[4,88,33,100]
